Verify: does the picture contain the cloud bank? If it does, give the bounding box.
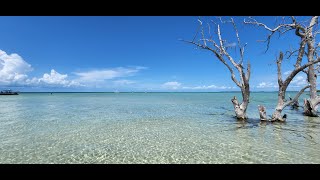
[0,50,145,89]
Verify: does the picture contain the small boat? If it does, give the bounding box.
[0,89,19,95]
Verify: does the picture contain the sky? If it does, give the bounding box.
[0,16,318,92]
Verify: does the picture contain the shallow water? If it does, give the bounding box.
[0,92,319,163]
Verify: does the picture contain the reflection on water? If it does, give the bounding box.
[0,92,320,163]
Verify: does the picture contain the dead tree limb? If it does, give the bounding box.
[183,17,250,120]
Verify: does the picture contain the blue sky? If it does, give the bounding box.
[0,16,316,92]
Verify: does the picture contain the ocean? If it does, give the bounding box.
[0,92,319,163]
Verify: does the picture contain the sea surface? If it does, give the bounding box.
[0,92,319,164]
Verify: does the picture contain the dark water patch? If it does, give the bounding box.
[220,118,262,132]
[272,125,318,144]
[304,123,320,130]
[289,131,317,144]
[207,113,226,116]
[219,106,229,110]
[235,119,261,130]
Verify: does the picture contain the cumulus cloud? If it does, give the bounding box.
[0,50,33,84]
[39,69,68,84]
[37,69,83,87]
[256,82,278,88]
[74,66,146,82]
[162,81,181,90]
[0,50,83,88]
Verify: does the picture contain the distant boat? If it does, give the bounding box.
[0,89,19,95]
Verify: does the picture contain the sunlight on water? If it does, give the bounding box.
[0,92,319,163]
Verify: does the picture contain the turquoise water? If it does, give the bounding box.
[0,92,319,164]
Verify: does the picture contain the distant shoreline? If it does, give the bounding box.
[17,91,306,93]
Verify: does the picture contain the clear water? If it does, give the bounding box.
[0,92,319,164]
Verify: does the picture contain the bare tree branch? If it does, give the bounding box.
[294,40,307,68]
[230,18,245,65]
[285,49,299,59]
[245,60,250,81]
[207,22,212,39]
[181,39,242,88]
[198,18,207,47]
[283,57,320,87]
[277,52,284,86]
[216,24,239,69]
[284,85,310,107]
[244,16,304,52]
[192,19,202,43]
[302,69,309,75]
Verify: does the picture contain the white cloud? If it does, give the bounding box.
[182,84,235,90]
[0,50,145,89]
[291,75,307,87]
[37,69,83,87]
[283,71,292,76]
[74,67,146,82]
[0,50,33,84]
[256,82,278,88]
[39,69,68,84]
[162,81,181,90]
[0,49,84,88]
[113,79,135,85]
[256,76,308,89]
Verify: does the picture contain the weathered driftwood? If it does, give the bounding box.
[303,99,319,117]
[258,105,287,122]
[231,96,248,120]
[183,17,250,120]
[258,105,267,121]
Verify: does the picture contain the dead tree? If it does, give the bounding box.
[302,16,320,117]
[271,52,313,121]
[245,16,320,121]
[182,17,250,120]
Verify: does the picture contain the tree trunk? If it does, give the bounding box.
[231,96,247,120]
[304,65,320,116]
[231,85,250,120]
[303,16,320,117]
[303,98,320,116]
[271,89,287,122]
[271,109,286,122]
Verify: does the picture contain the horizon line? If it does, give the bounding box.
[16,91,311,93]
